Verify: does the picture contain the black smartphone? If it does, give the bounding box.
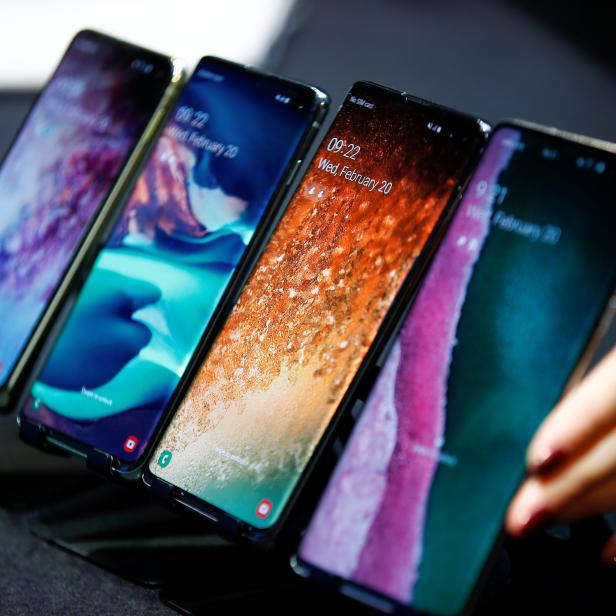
[295,121,616,615]
[19,57,329,479]
[143,81,489,542]
[0,29,183,412]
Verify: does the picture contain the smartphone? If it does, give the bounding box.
[19,57,329,478]
[0,29,183,411]
[144,81,489,541]
[295,121,616,615]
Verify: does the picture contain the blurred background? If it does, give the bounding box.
[1,0,616,149]
[0,0,615,613]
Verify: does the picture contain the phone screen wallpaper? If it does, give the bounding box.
[0,31,169,387]
[300,126,616,615]
[24,59,315,461]
[151,83,482,529]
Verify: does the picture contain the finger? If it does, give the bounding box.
[507,424,616,537]
[506,478,555,538]
[601,533,616,567]
[527,345,616,475]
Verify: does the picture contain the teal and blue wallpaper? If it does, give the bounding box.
[24,58,315,461]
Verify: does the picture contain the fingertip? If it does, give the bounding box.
[525,420,554,470]
[504,500,518,536]
[506,479,557,538]
[525,411,566,475]
[505,483,531,538]
[507,501,554,539]
[504,510,525,539]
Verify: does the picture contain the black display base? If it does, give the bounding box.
[20,478,374,613]
[28,481,222,587]
[2,465,615,614]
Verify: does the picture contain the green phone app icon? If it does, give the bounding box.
[158,450,173,468]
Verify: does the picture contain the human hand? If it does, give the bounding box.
[506,345,616,565]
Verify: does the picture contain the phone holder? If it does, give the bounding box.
[0,450,611,616]
[15,474,375,613]
[3,401,616,615]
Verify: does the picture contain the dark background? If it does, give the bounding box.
[1,0,615,613]
[267,0,616,141]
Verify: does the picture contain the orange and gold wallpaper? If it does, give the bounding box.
[150,82,482,528]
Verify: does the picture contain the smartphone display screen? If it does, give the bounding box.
[23,58,321,462]
[0,30,172,388]
[149,82,484,529]
[299,125,616,615]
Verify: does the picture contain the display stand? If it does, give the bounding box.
[0,438,614,614]
[4,404,616,614]
[21,478,376,613]
[27,481,224,586]
[2,409,615,615]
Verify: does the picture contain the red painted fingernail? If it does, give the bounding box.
[532,449,566,476]
[519,508,554,537]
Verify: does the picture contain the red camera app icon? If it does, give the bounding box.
[256,499,273,519]
[123,435,139,453]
